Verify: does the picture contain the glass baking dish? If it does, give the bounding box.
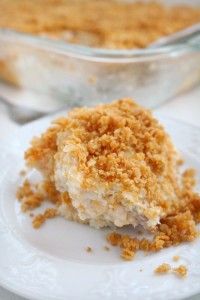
[0,0,200,111]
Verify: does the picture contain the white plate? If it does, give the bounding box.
[0,113,200,300]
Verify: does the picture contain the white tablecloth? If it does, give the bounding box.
[0,87,200,300]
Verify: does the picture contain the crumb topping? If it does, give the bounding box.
[27,98,183,219]
[0,1,200,49]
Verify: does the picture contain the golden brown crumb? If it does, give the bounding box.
[107,210,198,259]
[121,248,135,261]
[16,180,33,200]
[16,180,44,212]
[173,265,187,278]
[173,255,180,262]
[32,208,58,229]
[155,263,187,278]
[86,246,92,253]
[0,1,200,49]
[182,169,196,191]
[155,263,171,274]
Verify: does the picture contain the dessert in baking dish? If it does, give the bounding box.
[0,1,200,103]
[0,0,200,49]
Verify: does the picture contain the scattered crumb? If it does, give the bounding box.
[29,213,34,218]
[155,263,187,278]
[16,180,44,212]
[173,265,187,278]
[121,248,135,261]
[32,208,58,229]
[107,209,198,260]
[104,246,110,251]
[86,246,92,253]
[139,269,143,272]
[154,263,171,274]
[173,255,180,262]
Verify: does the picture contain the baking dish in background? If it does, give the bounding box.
[0,0,200,111]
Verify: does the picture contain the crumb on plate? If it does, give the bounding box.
[155,263,187,278]
[107,209,197,260]
[32,208,58,229]
[16,180,44,212]
[154,263,171,274]
[173,265,187,278]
